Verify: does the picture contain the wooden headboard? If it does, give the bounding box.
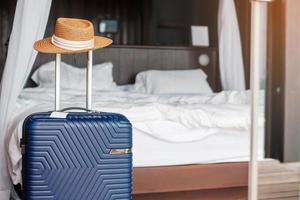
[31,45,220,91]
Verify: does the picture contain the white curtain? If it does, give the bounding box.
[0,0,51,199]
[218,0,246,91]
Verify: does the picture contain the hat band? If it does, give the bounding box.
[51,35,94,51]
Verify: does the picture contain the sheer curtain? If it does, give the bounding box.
[218,0,246,91]
[0,0,51,199]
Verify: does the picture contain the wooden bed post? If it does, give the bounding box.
[249,0,274,200]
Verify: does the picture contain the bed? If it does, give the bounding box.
[7,45,265,199]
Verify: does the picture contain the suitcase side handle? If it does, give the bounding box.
[55,51,93,111]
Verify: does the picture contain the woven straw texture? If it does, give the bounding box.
[34,18,112,54]
[54,18,94,41]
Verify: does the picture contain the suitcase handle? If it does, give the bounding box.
[55,51,93,111]
[59,107,93,112]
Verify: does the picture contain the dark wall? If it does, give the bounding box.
[146,0,219,47]
[265,0,286,162]
[0,0,248,85]
[43,0,219,46]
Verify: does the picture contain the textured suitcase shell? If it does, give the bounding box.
[22,111,132,200]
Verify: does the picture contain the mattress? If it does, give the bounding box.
[133,127,264,167]
[6,87,265,184]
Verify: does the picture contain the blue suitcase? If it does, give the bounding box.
[22,52,132,200]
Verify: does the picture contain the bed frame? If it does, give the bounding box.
[31,45,248,199]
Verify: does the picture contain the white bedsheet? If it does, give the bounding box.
[5,87,265,185]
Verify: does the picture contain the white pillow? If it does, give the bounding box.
[31,61,117,90]
[134,69,213,94]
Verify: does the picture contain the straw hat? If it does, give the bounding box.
[34,18,113,54]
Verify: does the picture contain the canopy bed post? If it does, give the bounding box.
[248,0,274,200]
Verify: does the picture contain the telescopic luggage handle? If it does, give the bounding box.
[54,50,93,111]
[59,107,92,112]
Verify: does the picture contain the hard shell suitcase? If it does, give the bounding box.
[22,52,132,200]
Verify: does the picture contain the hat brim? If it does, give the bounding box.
[34,36,113,54]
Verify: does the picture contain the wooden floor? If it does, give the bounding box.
[258,160,300,200]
